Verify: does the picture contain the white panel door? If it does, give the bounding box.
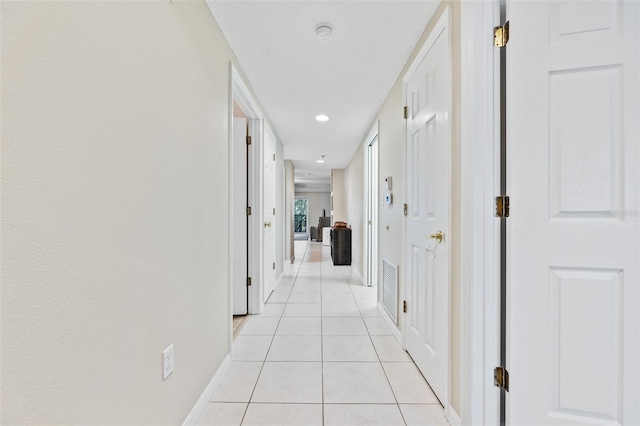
[404,14,450,404]
[232,118,248,315]
[508,1,639,424]
[262,126,276,302]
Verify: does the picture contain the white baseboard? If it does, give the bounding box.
[446,404,461,426]
[378,302,402,342]
[183,354,232,425]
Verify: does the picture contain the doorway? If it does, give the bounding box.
[402,7,451,408]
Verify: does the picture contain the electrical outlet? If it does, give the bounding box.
[163,344,174,380]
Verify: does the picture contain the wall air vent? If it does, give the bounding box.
[382,258,399,324]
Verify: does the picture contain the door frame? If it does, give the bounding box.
[459,1,500,424]
[364,121,379,287]
[228,63,265,340]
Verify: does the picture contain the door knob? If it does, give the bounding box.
[264,221,272,228]
[426,230,444,243]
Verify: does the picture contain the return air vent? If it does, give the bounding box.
[382,258,399,324]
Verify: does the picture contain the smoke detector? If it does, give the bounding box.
[315,23,334,41]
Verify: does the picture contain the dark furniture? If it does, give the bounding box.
[330,227,352,265]
[310,217,331,241]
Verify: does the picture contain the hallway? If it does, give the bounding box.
[197,241,448,426]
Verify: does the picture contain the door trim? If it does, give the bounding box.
[229,63,264,340]
[363,121,379,288]
[401,4,451,417]
[459,0,501,424]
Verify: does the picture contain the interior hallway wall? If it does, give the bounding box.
[1,1,264,423]
[345,143,365,281]
[343,0,462,415]
[284,161,295,262]
[295,192,330,232]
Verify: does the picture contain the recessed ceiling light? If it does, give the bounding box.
[315,23,334,41]
[317,155,326,163]
[315,114,330,122]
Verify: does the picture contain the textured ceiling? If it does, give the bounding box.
[207,1,439,181]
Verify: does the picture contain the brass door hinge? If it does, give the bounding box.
[403,203,408,216]
[494,22,509,48]
[247,277,252,286]
[273,208,276,215]
[246,135,252,145]
[495,196,510,218]
[272,262,276,270]
[246,206,252,216]
[403,300,407,313]
[404,106,408,119]
[494,366,509,391]
[273,153,276,161]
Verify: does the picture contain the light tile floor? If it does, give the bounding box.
[197,241,448,426]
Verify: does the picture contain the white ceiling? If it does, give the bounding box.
[207,1,439,185]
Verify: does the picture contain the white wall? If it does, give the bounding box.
[345,144,365,279]
[343,1,463,415]
[295,192,330,230]
[330,169,346,223]
[1,1,254,423]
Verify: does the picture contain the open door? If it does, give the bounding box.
[262,125,276,302]
[507,1,639,424]
[232,117,249,315]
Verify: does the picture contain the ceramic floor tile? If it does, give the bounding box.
[273,284,293,294]
[358,303,383,317]
[400,404,448,426]
[232,336,273,361]
[351,289,378,305]
[322,303,361,317]
[322,317,368,335]
[290,282,322,293]
[323,362,396,404]
[275,317,321,335]
[282,303,321,317]
[251,362,322,403]
[239,316,281,336]
[196,402,247,426]
[287,292,322,304]
[322,292,357,304]
[266,335,322,361]
[211,362,263,403]
[258,304,285,317]
[321,282,351,293]
[382,362,439,404]
[371,336,412,362]
[364,317,394,335]
[242,403,323,426]
[323,335,379,361]
[266,292,289,304]
[323,404,405,426]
